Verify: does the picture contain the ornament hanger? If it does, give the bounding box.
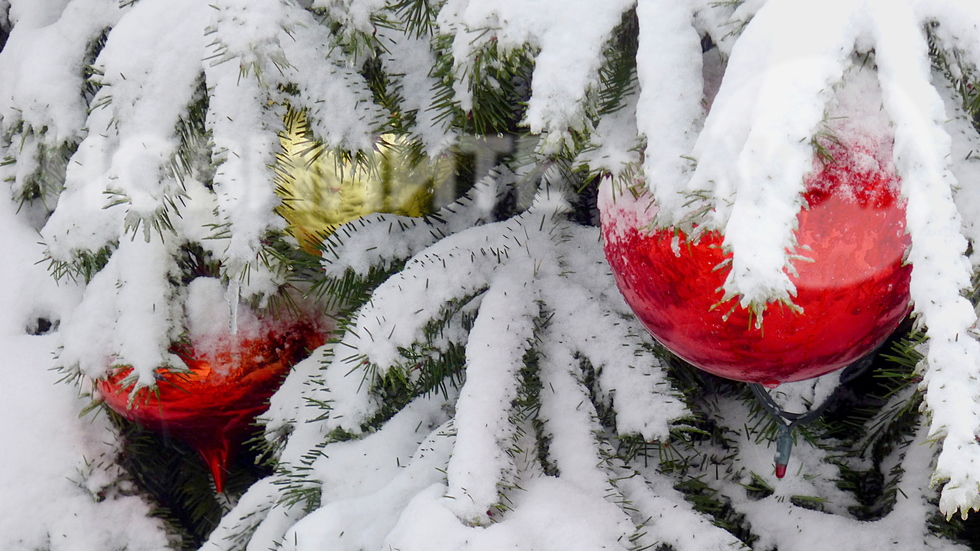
[751,352,877,478]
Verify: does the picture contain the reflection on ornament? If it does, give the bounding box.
[98,314,326,493]
[275,108,455,253]
[600,138,912,386]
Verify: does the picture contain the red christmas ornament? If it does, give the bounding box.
[98,314,326,493]
[600,139,912,387]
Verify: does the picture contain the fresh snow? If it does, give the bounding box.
[0,171,170,548]
[4,0,980,549]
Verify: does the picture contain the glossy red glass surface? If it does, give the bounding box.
[98,316,326,492]
[601,143,912,386]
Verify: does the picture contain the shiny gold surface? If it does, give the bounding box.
[275,108,453,253]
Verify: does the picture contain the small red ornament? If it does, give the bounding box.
[600,139,912,386]
[98,314,326,492]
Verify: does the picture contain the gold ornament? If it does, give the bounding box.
[275,108,454,253]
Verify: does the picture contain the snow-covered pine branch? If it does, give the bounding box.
[9,0,980,547]
[7,0,388,384]
[206,172,689,549]
[437,0,635,153]
[870,0,980,518]
[0,0,119,148]
[625,0,980,518]
[318,173,512,278]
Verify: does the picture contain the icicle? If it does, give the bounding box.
[226,278,240,336]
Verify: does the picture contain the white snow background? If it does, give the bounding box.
[3,0,980,549]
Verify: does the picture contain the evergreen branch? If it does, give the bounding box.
[391,0,437,39]
[429,33,533,136]
[46,243,117,284]
[168,76,215,189]
[595,8,639,117]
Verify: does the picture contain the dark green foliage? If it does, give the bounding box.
[430,34,533,137]
[174,243,222,285]
[392,0,437,39]
[170,77,214,189]
[272,441,327,513]
[359,289,480,431]
[362,55,419,140]
[107,411,273,551]
[928,23,980,134]
[596,9,639,118]
[1,135,75,212]
[672,476,758,546]
[311,261,404,312]
[0,6,9,54]
[46,243,116,284]
[82,29,109,104]
[520,346,558,478]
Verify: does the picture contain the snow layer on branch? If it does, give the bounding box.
[40,0,212,380]
[258,182,690,542]
[60,237,183,386]
[345,218,523,373]
[311,0,386,37]
[40,98,124,259]
[538,221,685,440]
[206,0,300,76]
[617,471,747,551]
[868,0,980,518]
[206,0,298,292]
[281,213,525,439]
[687,0,860,311]
[537,339,619,499]
[208,0,380,150]
[280,397,455,551]
[689,0,738,56]
[436,0,633,147]
[383,476,640,551]
[0,0,120,144]
[200,478,297,551]
[377,25,459,155]
[445,269,538,522]
[96,0,209,228]
[42,0,208,254]
[278,8,380,151]
[205,48,285,294]
[941,85,980,265]
[321,173,509,276]
[266,181,513,457]
[635,0,703,216]
[577,91,641,180]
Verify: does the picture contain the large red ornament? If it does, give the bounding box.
[600,140,912,386]
[98,314,326,492]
